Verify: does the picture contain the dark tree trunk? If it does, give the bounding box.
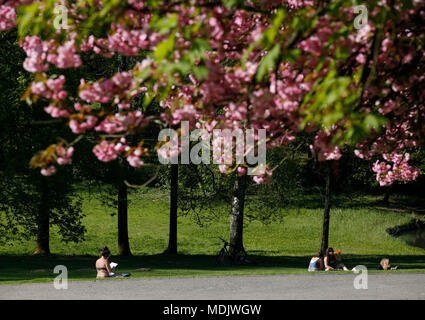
[115,56,132,256]
[166,164,179,254]
[320,162,332,256]
[117,180,132,256]
[383,186,392,204]
[229,174,247,257]
[34,182,50,255]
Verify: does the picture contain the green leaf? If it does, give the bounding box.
[364,113,388,130]
[143,93,154,107]
[90,102,101,111]
[17,3,40,37]
[286,48,301,63]
[223,0,244,8]
[256,44,281,82]
[262,8,286,45]
[192,66,209,80]
[188,38,211,62]
[150,14,178,35]
[154,33,176,63]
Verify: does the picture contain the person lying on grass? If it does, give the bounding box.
[377,258,399,270]
[95,246,125,279]
[324,247,349,271]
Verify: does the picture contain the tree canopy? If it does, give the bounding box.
[0,0,423,187]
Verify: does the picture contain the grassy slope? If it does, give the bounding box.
[1,188,424,284]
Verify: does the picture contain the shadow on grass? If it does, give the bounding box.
[1,253,425,284]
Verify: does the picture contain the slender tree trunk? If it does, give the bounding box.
[115,55,132,256]
[117,180,132,256]
[383,186,392,204]
[229,174,247,257]
[34,182,50,255]
[320,162,332,256]
[166,164,179,254]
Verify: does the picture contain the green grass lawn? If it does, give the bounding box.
[1,188,424,284]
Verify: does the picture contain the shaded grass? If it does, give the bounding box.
[1,188,425,284]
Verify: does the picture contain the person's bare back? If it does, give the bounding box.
[96,247,112,279]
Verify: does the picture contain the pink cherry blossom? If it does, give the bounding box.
[93,140,121,162]
[41,165,56,176]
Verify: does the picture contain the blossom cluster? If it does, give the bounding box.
[372,153,420,186]
[37,145,74,176]
[20,36,82,73]
[92,138,147,167]
[2,0,422,185]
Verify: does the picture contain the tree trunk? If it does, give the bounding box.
[166,164,179,254]
[34,182,50,255]
[117,180,132,256]
[383,186,392,204]
[115,56,132,256]
[229,174,247,257]
[320,162,332,256]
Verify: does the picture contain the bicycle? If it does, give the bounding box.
[216,237,253,266]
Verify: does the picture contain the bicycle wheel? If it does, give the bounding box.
[216,248,227,265]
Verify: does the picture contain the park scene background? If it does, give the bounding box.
[1,0,425,285]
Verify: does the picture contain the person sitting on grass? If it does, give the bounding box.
[308,252,324,271]
[96,246,123,279]
[324,247,349,271]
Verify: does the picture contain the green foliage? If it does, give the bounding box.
[157,163,234,227]
[242,8,286,67]
[150,13,178,35]
[263,8,286,45]
[154,32,176,63]
[188,38,211,64]
[17,0,126,40]
[256,44,281,82]
[0,30,85,246]
[240,144,307,226]
[222,0,245,8]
